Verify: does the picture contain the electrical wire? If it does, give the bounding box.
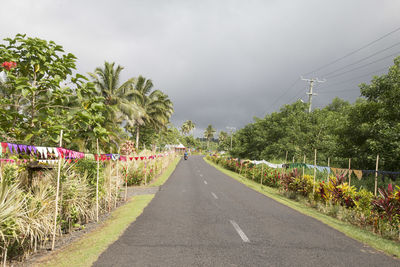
[326,51,399,79]
[319,66,390,90]
[302,26,400,76]
[319,88,360,94]
[322,42,400,77]
[268,78,300,112]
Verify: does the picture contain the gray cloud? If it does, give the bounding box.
[1,0,399,136]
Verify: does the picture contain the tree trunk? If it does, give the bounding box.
[136,126,140,150]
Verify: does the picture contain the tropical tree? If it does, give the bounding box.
[180,122,189,135]
[204,125,216,150]
[184,120,195,135]
[89,62,143,148]
[0,34,109,148]
[131,76,173,150]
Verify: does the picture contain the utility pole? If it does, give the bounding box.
[301,77,326,113]
[226,126,236,151]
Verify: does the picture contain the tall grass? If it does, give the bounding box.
[0,152,177,264]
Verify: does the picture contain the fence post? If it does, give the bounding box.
[327,157,330,182]
[374,154,379,196]
[125,155,129,201]
[313,149,317,194]
[114,149,120,208]
[96,139,99,222]
[261,165,263,185]
[51,130,63,250]
[303,154,306,179]
[348,158,351,186]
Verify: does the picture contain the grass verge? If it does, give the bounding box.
[149,157,181,187]
[204,158,400,258]
[35,194,155,267]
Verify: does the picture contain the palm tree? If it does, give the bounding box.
[218,131,228,144]
[204,125,216,150]
[89,62,142,146]
[131,76,174,150]
[185,120,196,135]
[181,122,189,135]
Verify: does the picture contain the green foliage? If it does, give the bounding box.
[230,57,400,172]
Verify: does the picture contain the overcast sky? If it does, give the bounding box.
[1,0,399,137]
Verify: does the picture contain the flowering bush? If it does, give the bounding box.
[1,61,17,70]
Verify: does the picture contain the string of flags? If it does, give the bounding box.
[0,141,171,165]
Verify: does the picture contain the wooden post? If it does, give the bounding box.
[302,154,306,179]
[313,149,317,194]
[261,165,264,185]
[327,157,330,182]
[374,154,379,196]
[125,155,129,202]
[348,158,351,186]
[96,139,99,222]
[285,151,288,163]
[108,148,112,212]
[51,130,63,250]
[114,149,120,208]
[144,159,148,185]
[292,156,295,163]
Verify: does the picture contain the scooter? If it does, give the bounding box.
[184,154,188,160]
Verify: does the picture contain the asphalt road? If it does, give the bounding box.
[93,155,399,266]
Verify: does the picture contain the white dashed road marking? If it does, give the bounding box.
[211,192,218,199]
[204,180,208,185]
[230,220,250,243]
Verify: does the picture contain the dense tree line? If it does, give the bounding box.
[225,57,400,171]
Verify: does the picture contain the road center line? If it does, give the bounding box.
[200,174,203,177]
[211,192,218,199]
[229,220,250,243]
[204,180,208,185]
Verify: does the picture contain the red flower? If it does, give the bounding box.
[1,61,17,70]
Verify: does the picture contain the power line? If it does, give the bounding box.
[322,41,400,77]
[268,78,300,112]
[326,51,399,79]
[303,26,400,76]
[319,66,390,90]
[319,88,360,94]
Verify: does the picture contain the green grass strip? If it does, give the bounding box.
[35,194,155,267]
[149,157,181,187]
[204,158,400,258]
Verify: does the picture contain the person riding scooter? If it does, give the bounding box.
[184,151,188,160]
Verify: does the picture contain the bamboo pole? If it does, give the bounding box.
[313,149,317,194]
[124,156,129,202]
[285,151,288,163]
[114,149,120,208]
[348,158,351,186]
[374,154,379,196]
[108,148,112,212]
[96,139,99,222]
[2,247,7,267]
[302,154,306,179]
[144,159,148,185]
[51,130,63,250]
[261,165,263,185]
[327,157,330,182]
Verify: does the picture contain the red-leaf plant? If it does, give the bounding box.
[371,184,400,225]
